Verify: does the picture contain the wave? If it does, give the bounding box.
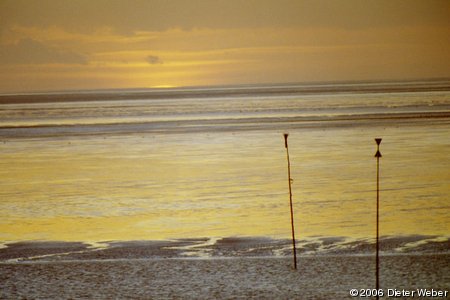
[1,111,449,139]
[1,235,448,263]
[1,83,449,139]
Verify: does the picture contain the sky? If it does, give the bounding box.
[0,0,449,93]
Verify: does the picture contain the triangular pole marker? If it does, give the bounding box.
[374,137,382,300]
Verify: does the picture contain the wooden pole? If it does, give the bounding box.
[374,138,382,299]
[284,133,297,270]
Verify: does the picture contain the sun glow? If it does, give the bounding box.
[151,84,178,88]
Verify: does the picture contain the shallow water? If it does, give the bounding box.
[0,83,449,243]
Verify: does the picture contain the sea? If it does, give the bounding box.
[0,80,449,298]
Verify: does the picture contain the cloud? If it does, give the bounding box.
[0,38,87,65]
[146,55,162,65]
[1,0,449,34]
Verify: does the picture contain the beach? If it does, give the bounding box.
[1,253,449,299]
[1,81,449,298]
[1,236,449,299]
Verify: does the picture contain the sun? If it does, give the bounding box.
[151,84,178,89]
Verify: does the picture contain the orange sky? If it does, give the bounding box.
[1,0,449,93]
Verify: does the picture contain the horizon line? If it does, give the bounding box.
[1,76,450,97]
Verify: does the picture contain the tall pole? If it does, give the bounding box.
[374,138,382,298]
[284,133,297,270]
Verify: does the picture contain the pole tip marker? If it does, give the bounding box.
[284,133,289,148]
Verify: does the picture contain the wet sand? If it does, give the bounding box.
[1,254,449,299]
[1,237,449,299]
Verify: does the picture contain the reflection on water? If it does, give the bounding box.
[0,87,449,242]
[1,126,448,242]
